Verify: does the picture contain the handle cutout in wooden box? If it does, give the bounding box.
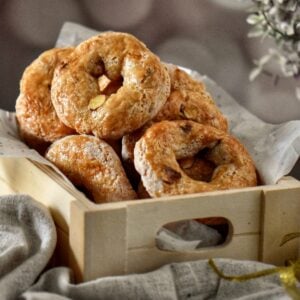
[156,217,232,251]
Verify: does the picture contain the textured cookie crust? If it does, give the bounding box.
[122,65,228,163]
[46,135,137,203]
[153,64,228,131]
[51,32,171,139]
[134,120,257,197]
[16,48,75,149]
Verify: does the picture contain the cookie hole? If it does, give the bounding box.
[100,76,123,97]
[156,217,231,251]
[178,157,215,182]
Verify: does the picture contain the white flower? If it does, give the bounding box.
[248,0,300,86]
[249,67,262,81]
[279,22,295,36]
[247,14,263,25]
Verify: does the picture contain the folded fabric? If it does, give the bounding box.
[0,195,56,300]
[21,260,289,300]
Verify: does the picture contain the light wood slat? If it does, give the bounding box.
[261,186,300,265]
[126,189,262,249]
[126,234,259,274]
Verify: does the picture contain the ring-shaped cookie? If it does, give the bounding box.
[16,48,75,150]
[153,64,228,130]
[137,157,214,199]
[134,120,257,197]
[45,135,137,203]
[122,65,227,163]
[51,32,170,139]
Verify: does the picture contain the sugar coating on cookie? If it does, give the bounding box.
[122,65,228,164]
[153,64,228,131]
[134,120,257,197]
[51,32,171,139]
[46,135,137,203]
[16,48,75,149]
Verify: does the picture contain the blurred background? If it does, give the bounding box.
[0,0,299,177]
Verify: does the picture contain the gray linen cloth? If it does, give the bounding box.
[0,195,293,299]
[21,262,290,300]
[0,195,56,300]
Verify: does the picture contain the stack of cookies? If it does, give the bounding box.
[16,32,257,204]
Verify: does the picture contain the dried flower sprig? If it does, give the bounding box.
[247,0,300,98]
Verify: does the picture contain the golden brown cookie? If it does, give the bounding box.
[134,120,257,197]
[122,65,228,163]
[153,64,228,131]
[137,157,215,199]
[51,32,171,139]
[16,48,75,151]
[45,135,137,203]
[178,157,215,182]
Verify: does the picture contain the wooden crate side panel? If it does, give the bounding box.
[261,186,300,265]
[0,157,76,231]
[33,161,93,209]
[0,176,17,194]
[69,201,88,282]
[126,234,259,274]
[70,203,128,281]
[126,189,262,249]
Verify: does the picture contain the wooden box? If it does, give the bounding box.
[0,156,300,282]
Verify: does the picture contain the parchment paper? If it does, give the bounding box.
[1,22,300,251]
